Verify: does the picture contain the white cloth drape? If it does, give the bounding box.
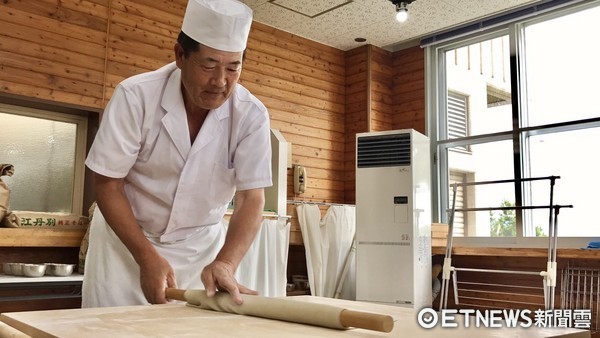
[222,218,290,297]
[297,204,356,300]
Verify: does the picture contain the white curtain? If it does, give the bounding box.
[296,204,356,300]
[222,218,290,297]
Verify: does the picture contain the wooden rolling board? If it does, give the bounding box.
[0,296,591,338]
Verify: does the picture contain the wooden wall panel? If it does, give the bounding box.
[343,46,369,203]
[240,23,347,245]
[369,47,394,132]
[392,46,426,134]
[108,2,179,37]
[0,0,108,108]
[104,0,184,103]
[244,23,346,211]
[342,45,396,204]
[248,26,344,75]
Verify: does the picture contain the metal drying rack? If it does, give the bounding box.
[439,175,573,311]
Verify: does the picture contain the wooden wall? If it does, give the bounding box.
[369,47,394,132]
[343,45,369,206]
[241,23,347,245]
[103,0,185,102]
[0,0,193,108]
[243,23,346,203]
[393,45,426,134]
[0,0,109,109]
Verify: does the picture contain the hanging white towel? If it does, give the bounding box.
[297,204,356,299]
[296,204,327,297]
[323,205,356,300]
[222,218,290,297]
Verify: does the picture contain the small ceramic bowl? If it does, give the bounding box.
[2,262,11,275]
[46,263,75,276]
[9,263,24,276]
[22,264,47,277]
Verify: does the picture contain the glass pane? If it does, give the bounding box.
[445,35,512,138]
[0,112,76,213]
[526,127,600,237]
[447,140,515,237]
[523,5,600,126]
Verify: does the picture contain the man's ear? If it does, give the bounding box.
[174,43,185,67]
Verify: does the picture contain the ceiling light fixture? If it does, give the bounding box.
[389,0,415,23]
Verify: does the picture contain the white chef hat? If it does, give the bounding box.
[181,0,253,53]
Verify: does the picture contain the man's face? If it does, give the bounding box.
[175,43,243,111]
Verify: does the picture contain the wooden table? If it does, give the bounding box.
[0,296,591,337]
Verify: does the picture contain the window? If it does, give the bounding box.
[447,91,470,152]
[429,1,600,243]
[0,103,87,214]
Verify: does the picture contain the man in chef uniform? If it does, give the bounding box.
[82,0,272,307]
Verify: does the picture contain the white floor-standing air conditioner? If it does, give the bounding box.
[355,129,432,308]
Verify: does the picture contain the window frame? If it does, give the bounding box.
[0,102,88,214]
[426,1,600,248]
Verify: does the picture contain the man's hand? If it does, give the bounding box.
[201,189,263,304]
[139,253,177,304]
[201,259,258,305]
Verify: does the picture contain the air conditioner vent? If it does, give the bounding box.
[357,133,411,168]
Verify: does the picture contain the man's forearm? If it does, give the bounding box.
[216,188,265,270]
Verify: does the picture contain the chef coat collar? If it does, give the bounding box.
[160,64,231,158]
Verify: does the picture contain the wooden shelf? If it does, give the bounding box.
[0,228,86,248]
[432,245,600,259]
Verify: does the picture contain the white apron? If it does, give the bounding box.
[82,207,225,307]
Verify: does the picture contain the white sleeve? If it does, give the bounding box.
[233,107,273,191]
[85,84,143,178]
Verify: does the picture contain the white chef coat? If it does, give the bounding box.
[85,62,272,243]
[82,62,272,307]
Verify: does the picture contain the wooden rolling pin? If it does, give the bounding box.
[166,288,394,333]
